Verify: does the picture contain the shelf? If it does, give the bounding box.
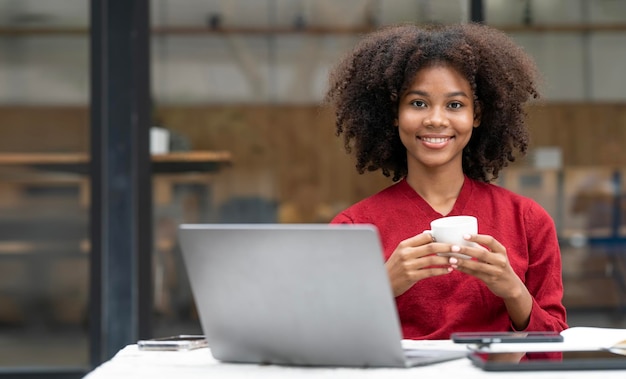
[498,23,626,33]
[1,23,625,37]
[0,25,376,37]
[0,240,87,259]
[152,25,376,36]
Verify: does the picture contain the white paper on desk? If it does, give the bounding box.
[561,326,626,350]
[468,327,626,353]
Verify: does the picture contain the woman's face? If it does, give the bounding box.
[395,64,480,174]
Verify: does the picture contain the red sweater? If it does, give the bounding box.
[331,177,568,341]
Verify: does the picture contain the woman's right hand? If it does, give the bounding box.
[385,232,453,297]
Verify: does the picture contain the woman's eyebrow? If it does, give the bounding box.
[405,90,470,98]
[445,91,470,98]
[405,90,429,97]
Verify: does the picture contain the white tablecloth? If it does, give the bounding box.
[84,344,626,379]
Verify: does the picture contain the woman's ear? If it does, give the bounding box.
[473,102,482,127]
[393,118,399,127]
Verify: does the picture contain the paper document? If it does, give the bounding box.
[467,327,626,353]
[561,327,626,353]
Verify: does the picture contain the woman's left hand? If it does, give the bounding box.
[446,233,534,330]
[446,233,524,300]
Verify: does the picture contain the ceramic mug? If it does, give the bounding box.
[424,215,478,259]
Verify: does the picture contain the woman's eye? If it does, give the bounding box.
[410,100,426,107]
[449,102,462,109]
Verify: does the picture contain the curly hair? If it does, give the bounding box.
[324,23,540,183]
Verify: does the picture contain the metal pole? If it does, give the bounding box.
[470,0,484,23]
[90,0,152,365]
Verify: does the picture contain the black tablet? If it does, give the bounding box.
[469,349,626,371]
[451,331,563,344]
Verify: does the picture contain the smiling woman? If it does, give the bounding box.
[324,22,567,361]
[325,23,538,183]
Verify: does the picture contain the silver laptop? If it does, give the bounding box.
[178,223,467,368]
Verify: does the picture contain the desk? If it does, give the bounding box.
[84,344,626,379]
[0,150,232,207]
[0,150,233,174]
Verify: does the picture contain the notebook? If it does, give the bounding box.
[178,223,468,368]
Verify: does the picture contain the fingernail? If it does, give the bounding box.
[463,234,471,240]
[451,245,460,252]
[447,267,453,273]
[449,257,458,264]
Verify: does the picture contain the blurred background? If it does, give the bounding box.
[0,0,626,376]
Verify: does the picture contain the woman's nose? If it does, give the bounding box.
[424,107,447,127]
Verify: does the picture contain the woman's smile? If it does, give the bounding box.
[418,135,454,148]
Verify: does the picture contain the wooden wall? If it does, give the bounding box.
[1,103,626,213]
[157,103,626,210]
[0,106,88,153]
[154,105,390,208]
[526,103,626,167]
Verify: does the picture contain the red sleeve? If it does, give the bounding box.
[517,203,568,361]
[520,203,568,333]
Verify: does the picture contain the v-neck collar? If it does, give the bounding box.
[398,176,475,218]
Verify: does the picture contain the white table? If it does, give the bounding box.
[84,344,626,379]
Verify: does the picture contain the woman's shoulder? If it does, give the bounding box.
[472,177,533,201]
[470,177,552,218]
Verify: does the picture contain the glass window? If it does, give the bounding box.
[0,0,90,371]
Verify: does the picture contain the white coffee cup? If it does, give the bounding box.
[424,215,478,259]
[150,126,170,155]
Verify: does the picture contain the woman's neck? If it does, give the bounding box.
[406,169,465,216]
